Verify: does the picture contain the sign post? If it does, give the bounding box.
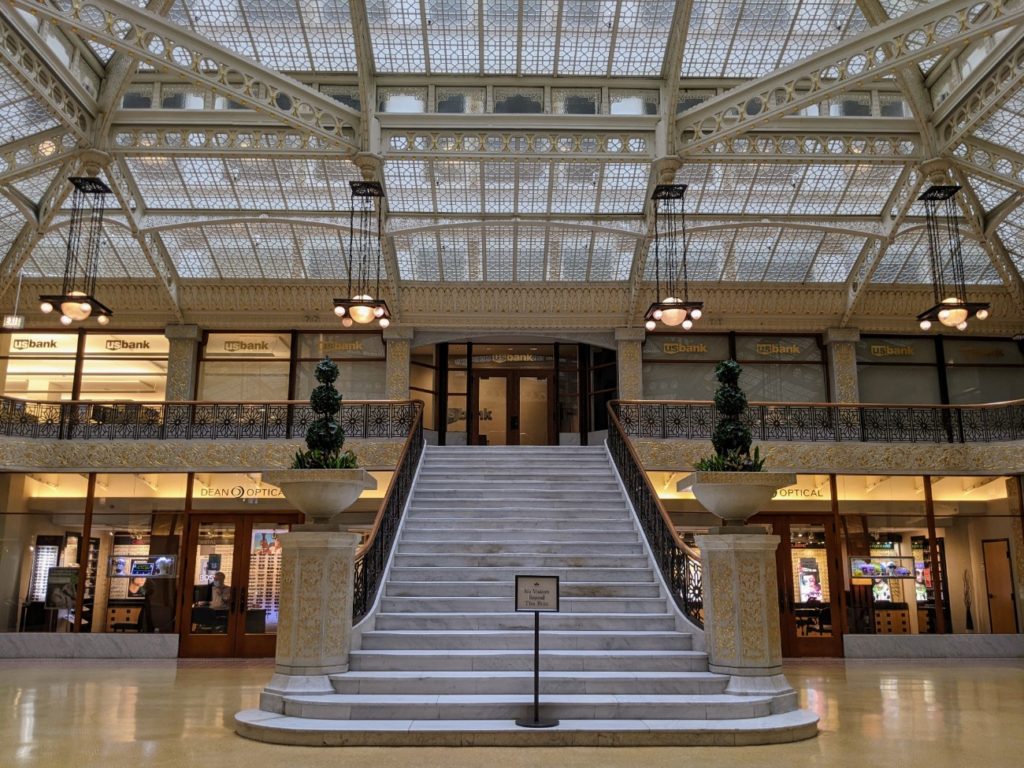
[514,575,560,728]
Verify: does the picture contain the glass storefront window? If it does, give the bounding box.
[857,337,941,404]
[78,334,170,402]
[944,339,1024,404]
[295,360,385,401]
[199,333,291,401]
[0,332,78,401]
[411,346,436,430]
[736,335,826,403]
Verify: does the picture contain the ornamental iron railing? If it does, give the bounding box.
[353,401,424,624]
[0,397,418,441]
[612,399,1024,444]
[607,402,703,628]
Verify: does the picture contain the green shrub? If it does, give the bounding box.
[695,360,764,472]
[291,358,358,470]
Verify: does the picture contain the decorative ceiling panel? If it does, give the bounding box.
[996,209,1024,275]
[871,229,1002,285]
[966,175,1017,212]
[157,222,357,281]
[0,65,59,144]
[392,222,638,282]
[11,166,59,206]
[0,194,26,257]
[167,0,358,70]
[367,0,673,76]
[643,225,866,283]
[675,162,906,217]
[971,90,1024,155]
[384,158,648,216]
[125,156,360,211]
[26,225,155,279]
[681,0,868,78]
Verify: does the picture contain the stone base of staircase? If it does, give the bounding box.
[237,445,818,746]
[234,709,820,746]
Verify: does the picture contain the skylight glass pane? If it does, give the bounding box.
[610,1,676,76]
[367,0,427,73]
[0,195,26,258]
[967,176,1016,212]
[871,230,1001,284]
[682,1,868,78]
[393,230,442,281]
[26,225,154,279]
[0,65,59,143]
[11,167,58,205]
[972,91,1024,156]
[996,214,1024,275]
[171,0,358,70]
[428,0,480,73]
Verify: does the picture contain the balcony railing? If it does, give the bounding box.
[607,402,703,628]
[611,398,1024,444]
[0,397,418,441]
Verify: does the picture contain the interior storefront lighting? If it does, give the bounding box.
[644,184,703,332]
[333,181,391,329]
[915,185,989,332]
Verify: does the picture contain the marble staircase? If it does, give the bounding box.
[237,445,818,745]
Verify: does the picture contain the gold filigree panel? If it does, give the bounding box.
[617,340,642,400]
[707,553,737,663]
[385,339,411,400]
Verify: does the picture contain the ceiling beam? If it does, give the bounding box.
[0,129,78,185]
[676,0,1024,153]
[682,132,921,163]
[107,123,338,157]
[950,136,1024,191]
[11,0,361,154]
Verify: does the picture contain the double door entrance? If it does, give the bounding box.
[178,513,300,657]
[472,371,555,446]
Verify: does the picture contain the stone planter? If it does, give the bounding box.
[688,471,796,525]
[262,468,377,526]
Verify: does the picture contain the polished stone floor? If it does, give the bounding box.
[1,657,1021,767]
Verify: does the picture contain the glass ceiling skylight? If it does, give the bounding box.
[384,158,648,216]
[676,162,907,217]
[871,229,1002,285]
[25,224,155,279]
[367,0,675,76]
[971,90,1024,156]
[166,0,358,71]
[0,65,59,145]
[996,211,1024,275]
[124,157,361,211]
[644,225,866,283]
[681,0,868,78]
[393,222,637,281]
[157,222,358,280]
[11,166,58,206]
[0,195,26,257]
[966,175,1017,212]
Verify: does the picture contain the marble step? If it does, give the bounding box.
[377,596,669,614]
[386,566,657,583]
[414,478,621,488]
[385,581,659,598]
[371,612,678,632]
[328,670,725,696]
[359,630,690,652]
[391,553,651,569]
[396,542,644,556]
[401,519,635,532]
[411,492,623,504]
[407,505,629,516]
[417,472,615,482]
[426,448,607,457]
[418,461,612,470]
[279,693,772,722]
[400,528,636,542]
[348,649,710,672]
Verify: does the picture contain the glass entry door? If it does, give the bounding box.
[179,514,298,657]
[757,514,844,657]
[472,371,554,445]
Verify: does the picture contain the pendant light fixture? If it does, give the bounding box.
[644,183,703,332]
[333,181,390,329]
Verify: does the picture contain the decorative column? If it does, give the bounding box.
[614,327,646,400]
[384,325,414,400]
[262,531,361,704]
[163,324,201,401]
[695,531,795,701]
[824,327,860,403]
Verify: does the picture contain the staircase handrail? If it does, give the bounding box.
[352,400,425,623]
[606,402,703,628]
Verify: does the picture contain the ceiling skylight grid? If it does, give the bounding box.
[871,229,1003,284]
[0,67,60,144]
[11,166,58,205]
[966,175,1017,212]
[26,225,154,279]
[0,195,26,256]
[170,0,358,70]
[996,213,1024,274]
[971,90,1024,156]
[681,0,868,78]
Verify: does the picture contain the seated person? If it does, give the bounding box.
[210,572,230,610]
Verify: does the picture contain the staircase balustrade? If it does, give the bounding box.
[352,401,424,623]
[607,404,704,628]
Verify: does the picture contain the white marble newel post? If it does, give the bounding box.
[261,531,360,706]
[695,531,795,702]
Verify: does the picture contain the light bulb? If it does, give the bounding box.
[348,294,376,324]
[682,319,693,330]
[341,316,353,328]
[334,305,346,317]
[378,317,390,329]
[919,319,932,331]
[645,320,656,331]
[96,314,109,326]
[659,297,685,327]
[40,301,53,314]
[59,314,73,326]
[938,297,968,327]
[652,309,663,321]
[690,308,702,320]
[957,321,968,331]
[976,308,989,320]
[60,291,91,321]
[374,306,385,318]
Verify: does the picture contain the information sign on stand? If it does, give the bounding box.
[514,575,560,728]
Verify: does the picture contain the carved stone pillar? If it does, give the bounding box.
[384,325,414,400]
[824,327,860,403]
[695,531,795,702]
[262,531,360,705]
[163,324,201,401]
[614,327,646,400]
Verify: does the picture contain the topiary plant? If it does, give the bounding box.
[694,359,765,472]
[291,358,358,469]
